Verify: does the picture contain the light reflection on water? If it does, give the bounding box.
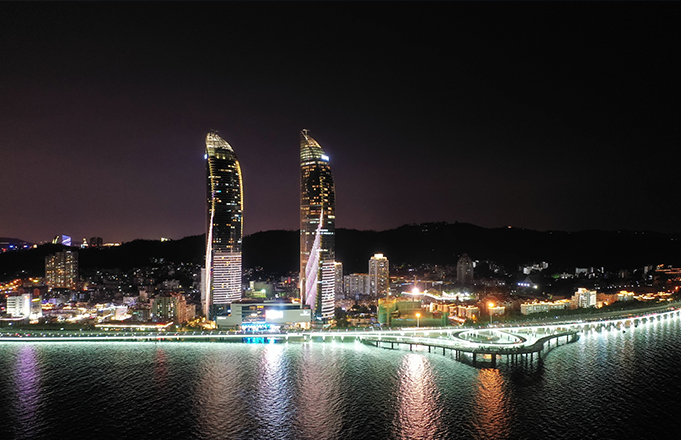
[194,344,257,438]
[1,317,681,440]
[395,353,442,440]
[470,369,512,440]
[13,344,43,440]
[254,343,294,439]
[154,348,169,389]
[294,343,344,440]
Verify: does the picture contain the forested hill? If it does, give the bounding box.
[1,222,680,281]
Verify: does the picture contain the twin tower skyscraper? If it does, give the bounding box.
[203,129,336,322]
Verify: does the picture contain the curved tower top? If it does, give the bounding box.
[300,129,336,321]
[206,129,235,153]
[204,131,243,319]
[300,128,328,161]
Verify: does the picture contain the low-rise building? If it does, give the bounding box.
[215,299,312,330]
[457,305,480,321]
[6,293,31,318]
[489,305,506,317]
[617,290,635,302]
[520,300,571,315]
[5,290,42,320]
[572,288,597,309]
[597,290,636,307]
[378,297,448,327]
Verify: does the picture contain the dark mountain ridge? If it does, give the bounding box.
[1,222,679,281]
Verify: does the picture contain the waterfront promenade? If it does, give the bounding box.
[2,306,679,368]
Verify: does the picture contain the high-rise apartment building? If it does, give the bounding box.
[334,261,344,299]
[151,294,189,324]
[457,253,474,284]
[204,130,243,319]
[89,237,103,248]
[300,129,336,321]
[369,253,389,298]
[45,250,78,290]
[344,273,370,297]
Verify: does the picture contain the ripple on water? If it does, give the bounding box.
[1,319,681,440]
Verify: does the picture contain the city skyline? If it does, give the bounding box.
[1,4,680,243]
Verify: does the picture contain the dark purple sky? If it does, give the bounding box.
[1,3,680,244]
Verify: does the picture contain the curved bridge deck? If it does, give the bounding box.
[359,330,579,368]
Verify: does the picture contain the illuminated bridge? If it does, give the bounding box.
[1,308,679,369]
[357,328,578,368]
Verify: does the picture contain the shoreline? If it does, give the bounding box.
[1,303,678,344]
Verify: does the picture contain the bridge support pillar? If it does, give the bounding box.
[491,354,496,368]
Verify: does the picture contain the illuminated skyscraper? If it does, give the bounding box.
[300,129,336,321]
[205,130,243,319]
[369,253,389,298]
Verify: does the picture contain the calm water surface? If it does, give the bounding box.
[1,317,680,440]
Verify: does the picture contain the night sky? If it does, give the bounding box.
[2,3,680,244]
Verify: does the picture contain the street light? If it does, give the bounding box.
[488,302,494,325]
[416,312,421,328]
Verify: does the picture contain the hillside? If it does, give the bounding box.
[1,222,680,281]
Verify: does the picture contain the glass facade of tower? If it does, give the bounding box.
[205,131,243,319]
[300,129,336,321]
